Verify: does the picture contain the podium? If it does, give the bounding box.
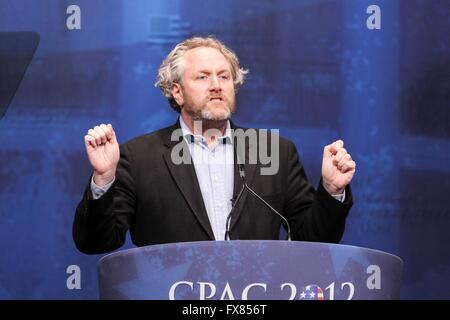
[97,240,403,300]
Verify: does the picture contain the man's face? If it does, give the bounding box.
[172,47,236,121]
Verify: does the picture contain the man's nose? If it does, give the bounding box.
[209,76,221,91]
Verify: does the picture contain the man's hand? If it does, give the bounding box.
[321,140,356,195]
[84,124,120,187]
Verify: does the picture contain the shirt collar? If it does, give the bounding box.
[179,116,232,145]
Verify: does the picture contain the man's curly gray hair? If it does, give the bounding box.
[155,36,249,113]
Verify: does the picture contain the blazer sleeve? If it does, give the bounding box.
[284,140,353,243]
[72,144,136,254]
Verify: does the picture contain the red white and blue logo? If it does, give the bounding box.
[299,284,325,300]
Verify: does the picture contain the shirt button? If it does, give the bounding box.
[214,175,218,181]
[218,203,223,208]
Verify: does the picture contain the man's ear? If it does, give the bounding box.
[171,83,184,107]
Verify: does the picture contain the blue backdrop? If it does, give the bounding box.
[0,0,449,299]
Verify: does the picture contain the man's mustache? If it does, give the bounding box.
[208,95,225,101]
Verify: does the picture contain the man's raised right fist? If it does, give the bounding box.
[84,123,120,187]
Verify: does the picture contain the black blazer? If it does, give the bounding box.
[73,121,353,254]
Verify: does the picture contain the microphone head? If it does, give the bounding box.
[238,164,245,179]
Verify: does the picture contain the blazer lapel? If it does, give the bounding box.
[161,122,215,240]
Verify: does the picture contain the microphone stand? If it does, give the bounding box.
[225,158,292,240]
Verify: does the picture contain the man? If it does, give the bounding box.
[73,36,356,254]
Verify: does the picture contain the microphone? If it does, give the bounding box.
[225,169,245,240]
[225,162,292,241]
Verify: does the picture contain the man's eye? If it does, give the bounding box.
[220,75,230,80]
[197,75,207,80]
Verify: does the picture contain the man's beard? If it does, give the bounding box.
[184,99,235,122]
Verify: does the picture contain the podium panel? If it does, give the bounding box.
[97,240,403,300]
